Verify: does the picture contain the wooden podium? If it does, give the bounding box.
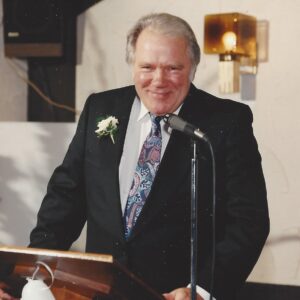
[0,246,164,300]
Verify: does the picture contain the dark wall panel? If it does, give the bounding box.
[2,0,102,122]
[3,0,64,57]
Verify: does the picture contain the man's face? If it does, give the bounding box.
[132,29,193,116]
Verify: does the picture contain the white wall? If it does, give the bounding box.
[0,123,74,243]
[0,0,300,287]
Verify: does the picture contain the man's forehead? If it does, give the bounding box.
[137,27,187,43]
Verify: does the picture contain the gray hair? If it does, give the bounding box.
[126,13,201,79]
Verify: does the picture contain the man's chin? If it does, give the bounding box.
[141,97,179,115]
[147,107,169,116]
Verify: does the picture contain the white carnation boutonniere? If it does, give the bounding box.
[95,115,119,144]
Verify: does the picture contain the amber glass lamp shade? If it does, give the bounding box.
[204,12,257,61]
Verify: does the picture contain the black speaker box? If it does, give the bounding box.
[3,0,64,57]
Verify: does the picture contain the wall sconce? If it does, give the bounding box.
[204,12,257,94]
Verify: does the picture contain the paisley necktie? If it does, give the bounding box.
[124,114,162,239]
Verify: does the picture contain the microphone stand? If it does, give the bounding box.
[163,114,215,300]
[190,139,198,300]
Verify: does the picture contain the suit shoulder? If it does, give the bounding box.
[192,87,252,119]
[198,88,249,110]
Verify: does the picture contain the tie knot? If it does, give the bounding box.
[150,114,162,136]
[150,114,162,125]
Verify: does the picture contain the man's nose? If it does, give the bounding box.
[153,68,166,84]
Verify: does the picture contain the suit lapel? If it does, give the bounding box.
[94,87,136,242]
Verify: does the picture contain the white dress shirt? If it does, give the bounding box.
[119,96,174,214]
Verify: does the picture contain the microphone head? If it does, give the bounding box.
[163,113,187,132]
[163,113,207,141]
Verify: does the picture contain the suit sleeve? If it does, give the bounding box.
[29,96,93,250]
[198,105,270,299]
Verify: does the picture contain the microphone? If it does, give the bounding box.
[163,113,207,141]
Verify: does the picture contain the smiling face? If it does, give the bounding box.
[132,28,193,116]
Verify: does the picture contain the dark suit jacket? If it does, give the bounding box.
[30,84,269,299]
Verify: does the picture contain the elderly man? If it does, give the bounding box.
[1,13,269,300]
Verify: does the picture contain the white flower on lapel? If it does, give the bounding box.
[95,116,119,144]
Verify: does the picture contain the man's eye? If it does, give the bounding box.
[169,66,180,71]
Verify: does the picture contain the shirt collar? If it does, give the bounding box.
[137,98,150,122]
